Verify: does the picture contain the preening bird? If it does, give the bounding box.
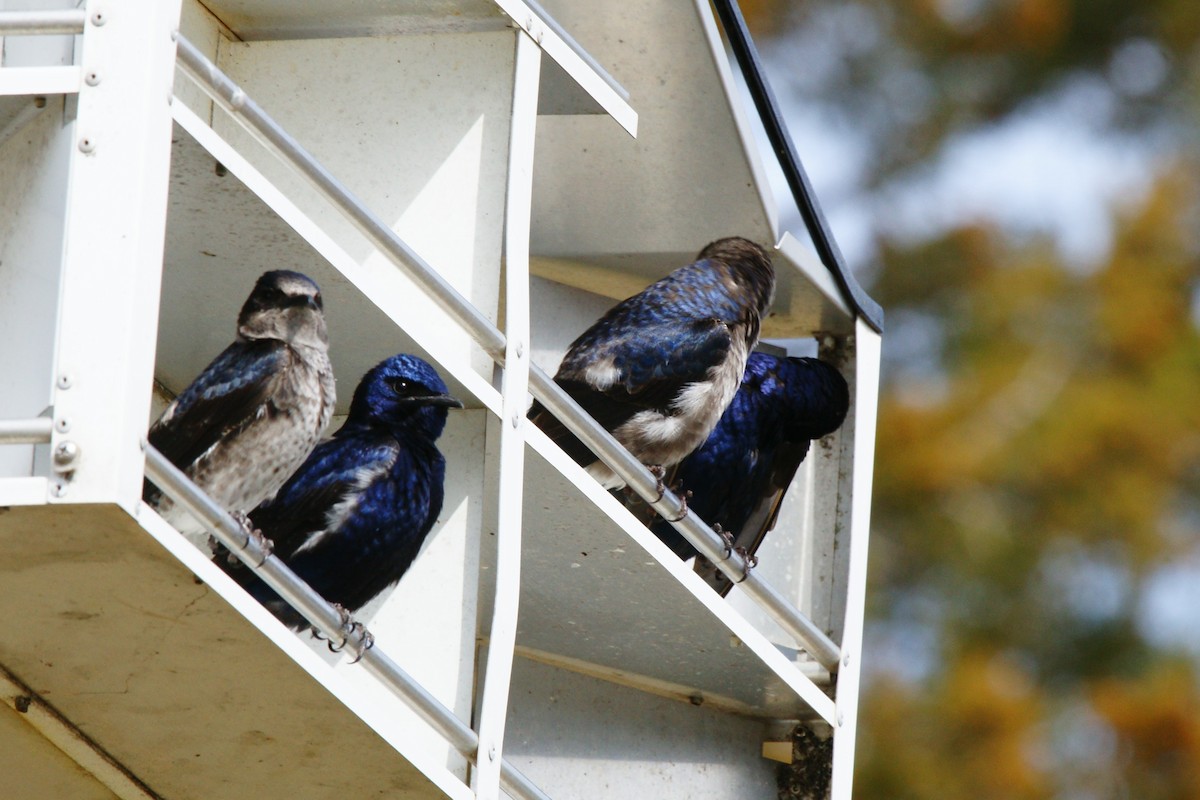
[144,270,335,553]
[529,237,776,489]
[224,354,461,630]
[647,353,849,594]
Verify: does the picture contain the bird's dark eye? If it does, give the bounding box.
[312,292,323,310]
[386,377,413,396]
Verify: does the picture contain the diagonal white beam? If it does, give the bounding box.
[491,0,637,136]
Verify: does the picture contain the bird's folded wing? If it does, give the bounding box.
[147,339,291,473]
[532,318,732,463]
[248,438,380,559]
[695,438,812,596]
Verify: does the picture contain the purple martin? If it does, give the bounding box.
[645,352,849,594]
[224,354,461,630]
[144,270,335,552]
[529,237,776,489]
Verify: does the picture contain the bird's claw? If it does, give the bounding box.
[733,545,758,583]
[648,464,667,502]
[320,604,375,663]
[666,489,693,523]
[229,509,273,566]
[715,524,734,559]
[711,525,756,583]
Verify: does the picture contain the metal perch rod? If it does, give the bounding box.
[0,417,53,445]
[0,9,86,36]
[142,443,551,800]
[172,33,841,671]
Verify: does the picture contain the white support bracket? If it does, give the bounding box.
[474,30,541,800]
[829,320,880,798]
[48,0,182,508]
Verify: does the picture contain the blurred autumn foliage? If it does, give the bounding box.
[745,0,1200,796]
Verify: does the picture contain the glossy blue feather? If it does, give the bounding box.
[650,353,850,562]
[224,354,458,629]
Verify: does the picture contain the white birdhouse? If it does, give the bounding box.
[0,1,880,798]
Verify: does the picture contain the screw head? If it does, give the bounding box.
[53,441,80,470]
[487,745,496,762]
[49,480,68,498]
[54,418,71,434]
[90,10,106,26]
[843,652,851,667]
[84,71,101,87]
[78,136,96,154]
[56,374,72,390]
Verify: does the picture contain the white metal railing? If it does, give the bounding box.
[141,442,552,800]
[172,32,841,672]
[0,9,86,35]
[0,417,52,444]
[0,9,84,99]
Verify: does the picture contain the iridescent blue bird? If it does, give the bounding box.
[529,237,775,489]
[224,354,461,629]
[646,353,849,594]
[145,270,335,553]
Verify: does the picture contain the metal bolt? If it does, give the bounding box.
[78,136,95,154]
[90,10,106,26]
[837,712,844,728]
[515,341,524,358]
[843,652,851,667]
[511,413,520,429]
[487,745,496,762]
[53,441,80,471]
[54,418,71,434]
[56,374,72,390]
[49,480,68,498]
[84,71,101,87]
[14,696,31,713]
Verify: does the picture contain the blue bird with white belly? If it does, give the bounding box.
[529,237,776,489]
[144,270,335,553]
[224,354,461,629]
[647,352,849,594]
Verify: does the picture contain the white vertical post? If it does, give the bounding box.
[474,29,540,800]
[47,0,182,507]
[829,319,881,798]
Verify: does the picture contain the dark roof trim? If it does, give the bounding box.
[712,0,884,332]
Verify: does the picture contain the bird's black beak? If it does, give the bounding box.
[422,394,464,409]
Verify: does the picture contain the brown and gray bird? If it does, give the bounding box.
[529,237,775,488]
[144,270,336,552]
